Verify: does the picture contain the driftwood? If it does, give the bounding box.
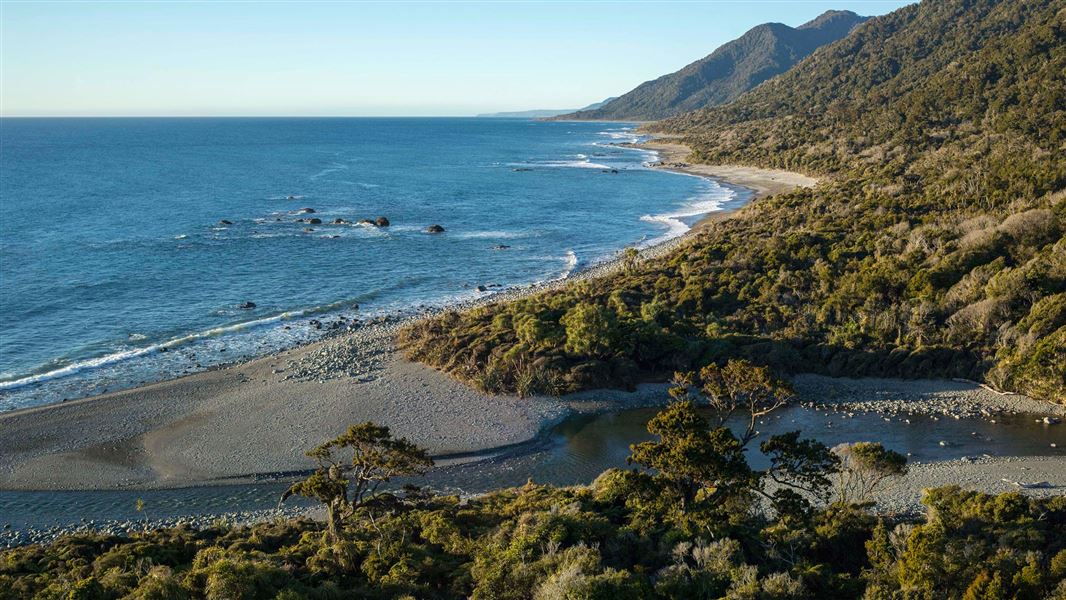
[951,378,1020,396]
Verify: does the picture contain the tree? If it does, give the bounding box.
[621,247,640,273]
[280,422,433,543]
[760,431,840,509]
[628,400,755,513]
[697,359,795,445]
[832,442,907,504]
[560,303,620,358]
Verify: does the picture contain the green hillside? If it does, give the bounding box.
[403,0,1066,403]
[556,10,867,121]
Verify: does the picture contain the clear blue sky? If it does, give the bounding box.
[2,1,912,117]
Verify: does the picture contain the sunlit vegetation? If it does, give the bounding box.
[4,367,1064,598]
[401,0,1066,402]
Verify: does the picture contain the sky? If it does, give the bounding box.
[1,1,913,117]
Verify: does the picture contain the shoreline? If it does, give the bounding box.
[11,138,1053,499]
[0,137,769,492]
[1,136,1064,535]
[0,133,728,409]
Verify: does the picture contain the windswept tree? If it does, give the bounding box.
[698,359,794,445]
[760,431,840,517]
[629,361,839,520]
[628,400,755,513]
[280,422,433,543]
[621,246,640,273]
[832,442,908,504]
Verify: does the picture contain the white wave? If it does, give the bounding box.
[309,163,348,180]
[510,160,612,170]
[452,230,531,240]
[173,234,187,240]
[0,307,336,392]
[557,250,579,280]
[249,232,294,239]
[639,182,735,246]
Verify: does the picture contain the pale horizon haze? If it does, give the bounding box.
[2,0,912,117]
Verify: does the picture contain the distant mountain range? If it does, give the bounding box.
[555,10,868,121]
[475,98,616,119]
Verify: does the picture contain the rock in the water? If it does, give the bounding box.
[426,224,445,233]
[357,219,374,225]
[333,218,348,224]
[308,217,322,225]
[476,285,488,292]
[492,244,511,250]
[218,219,233,225]
[238,301,256,309]
[297,207,316,214]
[375,216,390,227]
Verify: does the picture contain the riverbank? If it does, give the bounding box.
[4,376,1064,546]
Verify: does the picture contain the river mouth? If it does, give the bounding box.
[2,405,1063,536]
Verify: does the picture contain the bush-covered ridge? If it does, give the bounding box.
[401,0,1066,402]
[5,487,1065,599]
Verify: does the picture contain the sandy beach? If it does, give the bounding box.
[2,140,1062,509]
[637,137,819,220]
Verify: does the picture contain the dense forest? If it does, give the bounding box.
[5,367,1066,598]
[403,0,1066,403]
[556,10,867,121]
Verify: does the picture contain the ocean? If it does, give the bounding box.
[0,117,738,411]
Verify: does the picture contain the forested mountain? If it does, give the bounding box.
[555,10,867,121]
[404,0,1066,403]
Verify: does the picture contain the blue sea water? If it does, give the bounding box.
[0,117,738,411]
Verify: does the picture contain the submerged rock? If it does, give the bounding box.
[426,224,446,233]
[333,218,348,224]
[238,301,256,309]
[375,216,390,227]
[307,218,322,225]
[297,207,316,214]
[492,244,511,250]
[218,219,233,225]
